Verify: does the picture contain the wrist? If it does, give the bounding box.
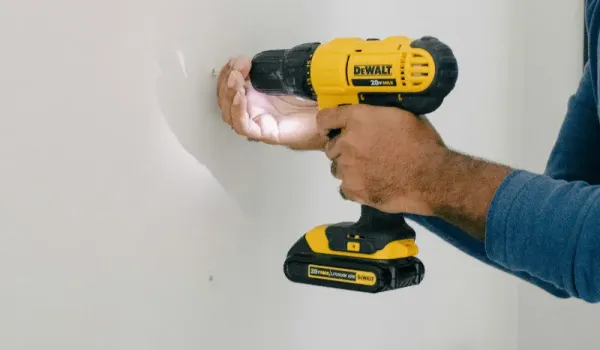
[425,149,513,238]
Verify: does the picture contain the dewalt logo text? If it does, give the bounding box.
[357,274,374,282]
[353,64,392,76]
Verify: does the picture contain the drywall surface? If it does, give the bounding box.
[512,2,600,350]
[0,1,256,349]
[0,0,534,349]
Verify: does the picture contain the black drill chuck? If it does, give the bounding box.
[249,42,320,100]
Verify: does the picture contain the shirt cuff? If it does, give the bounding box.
[484,169,538,268]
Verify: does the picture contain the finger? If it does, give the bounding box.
[220,70,246,126]
[229,56,252,78]
[217,56,251,116]
[330,159,339,179]
[247,98,280,143]
[216,62,232,110]
[217,60,233,121]
[218,56,251,87]
[330,156,350,180]
[315,106,351,135]
[230,90,245,134]
[218,72,233,124]
[231,89,262,138]
[325,136,342,160]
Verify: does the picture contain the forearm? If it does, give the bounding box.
[410,61,600,301]
[420,149,600,302]
[427,149,512,241]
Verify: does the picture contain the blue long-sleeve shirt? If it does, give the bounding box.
[407,0,600,302]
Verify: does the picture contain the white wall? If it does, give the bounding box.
[0,1,257,349]
[513,2,600,350]
[0,0,569,349]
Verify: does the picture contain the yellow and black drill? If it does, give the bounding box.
[248,36,458,293]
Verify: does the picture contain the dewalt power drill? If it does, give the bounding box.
[248,36,458,293]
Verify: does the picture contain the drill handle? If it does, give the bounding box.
[354,205,416,240]
[325,205,416,254]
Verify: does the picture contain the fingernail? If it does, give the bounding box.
[233,91,241,105]
[227,72,236,88]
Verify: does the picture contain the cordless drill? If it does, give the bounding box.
[248,36,458,293]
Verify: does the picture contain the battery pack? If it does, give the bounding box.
[284,252,424,293]
[283,228,425,293]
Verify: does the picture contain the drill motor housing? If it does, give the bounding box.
[249,36,458,112]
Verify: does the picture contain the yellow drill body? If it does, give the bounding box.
[310,36,437,109]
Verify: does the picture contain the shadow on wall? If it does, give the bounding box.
[153,0,336,218]
[155,46,266,214]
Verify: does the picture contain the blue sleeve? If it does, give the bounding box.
[484,61,600,303]
[485,171,600,302]
[544,62,600,184]
[405,215,571,298]
[407,62,600,301]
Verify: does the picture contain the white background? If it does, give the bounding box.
[0,0,590,349]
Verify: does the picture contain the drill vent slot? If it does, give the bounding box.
[409,51,429,86]
[400,52,407,86]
